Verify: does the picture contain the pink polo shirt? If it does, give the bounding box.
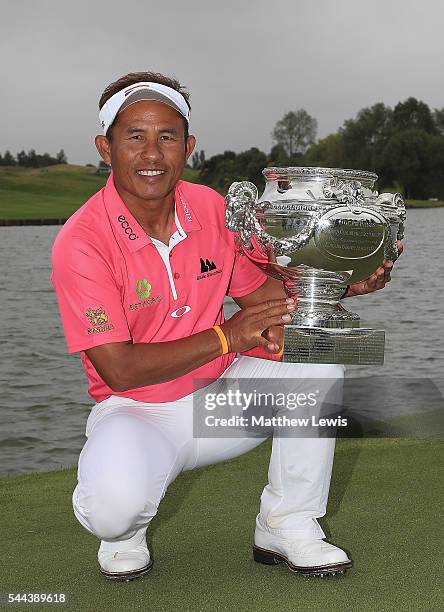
[50,175,267,403]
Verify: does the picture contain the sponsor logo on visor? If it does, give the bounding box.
[124,84,151,97]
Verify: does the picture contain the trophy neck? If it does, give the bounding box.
[283,266,359,329]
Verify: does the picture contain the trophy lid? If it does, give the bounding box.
[263,166,378,189]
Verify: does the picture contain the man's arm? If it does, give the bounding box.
[233,276,286,307]
[85,296,295,392]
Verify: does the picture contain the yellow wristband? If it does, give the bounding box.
[212,325,229,355]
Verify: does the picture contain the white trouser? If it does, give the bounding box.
[72,356,344,543]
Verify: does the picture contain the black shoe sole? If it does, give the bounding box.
[253,545,353,577]
[100,558,154,582]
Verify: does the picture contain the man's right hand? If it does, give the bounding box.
[220,298,295,354]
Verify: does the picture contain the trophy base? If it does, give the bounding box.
[282,326,385,365]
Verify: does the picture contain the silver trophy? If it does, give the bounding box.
[225,167,406,365]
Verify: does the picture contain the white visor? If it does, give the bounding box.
[99,81,190,135]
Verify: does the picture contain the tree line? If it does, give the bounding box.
[0,149,67,167]
[198,97,444,199]
[2,97,443,199]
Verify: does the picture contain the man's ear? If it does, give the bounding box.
[185,135,196,162]
[95,135,112,166]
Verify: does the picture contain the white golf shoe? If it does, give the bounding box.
[98,526,153,581]
[253,515,352,577]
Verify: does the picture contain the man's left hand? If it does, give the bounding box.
[343,240,404,298]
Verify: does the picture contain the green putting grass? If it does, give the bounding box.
[1,437,443,611]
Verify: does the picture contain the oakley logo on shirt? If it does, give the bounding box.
[171,305,191,318]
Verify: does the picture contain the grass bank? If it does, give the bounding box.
[0,165,201,220]
[1,438,442,611]
[1,165,443,220]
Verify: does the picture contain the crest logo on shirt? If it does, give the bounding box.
[197,256,222,280]
[85,307,114,335]
[136,278,152,299]
[86,307,109,326]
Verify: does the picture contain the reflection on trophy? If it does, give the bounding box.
[225,167,406,365]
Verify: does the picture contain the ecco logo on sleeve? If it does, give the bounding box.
[117,215,138,240]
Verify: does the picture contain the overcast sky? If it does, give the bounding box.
[1,0,443,165]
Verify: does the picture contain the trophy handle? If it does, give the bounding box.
[375,192,406,256]
[225,181,319,255]
[375,192,405,216]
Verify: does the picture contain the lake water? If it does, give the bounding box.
[1,210,443,476]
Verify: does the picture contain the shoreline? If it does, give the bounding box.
[1,202,443,226]
[0,218,68,226]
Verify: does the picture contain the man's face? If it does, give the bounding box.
[95,100,195,207]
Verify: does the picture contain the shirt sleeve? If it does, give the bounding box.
[51,235,132,353]
[226,241,268,298]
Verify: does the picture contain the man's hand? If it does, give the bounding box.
[220,298,295,354]
[343,240,403,298]
[262,325,284,354]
